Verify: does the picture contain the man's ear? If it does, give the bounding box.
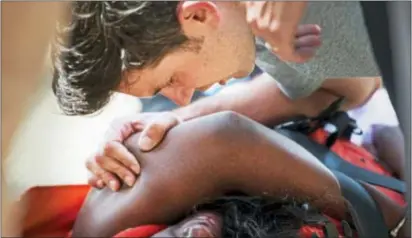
[177,1,220,34]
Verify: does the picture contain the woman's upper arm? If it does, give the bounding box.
[321,77,382,110]
[216,121,345,216]
[128,112,345,215]
[136,112,344,215]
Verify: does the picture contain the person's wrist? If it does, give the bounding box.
[166,111,183,124]
[173,105,200,122]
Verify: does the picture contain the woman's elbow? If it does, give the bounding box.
[321,77,382,110]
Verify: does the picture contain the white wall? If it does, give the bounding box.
[4,77,141,198]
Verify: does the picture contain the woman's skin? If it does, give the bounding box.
[73,111,405,237]
[73,111,344,237]
[371,125,406,180]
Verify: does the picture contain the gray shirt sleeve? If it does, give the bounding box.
[255,1,380,100]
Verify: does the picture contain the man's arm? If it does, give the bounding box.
[175,73,381,126]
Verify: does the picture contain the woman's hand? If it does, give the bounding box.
[244,1,322,63]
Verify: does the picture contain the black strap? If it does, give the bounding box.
[323,111,355,147]
[314,97,345,121]
[322,222,340,238]
[325,152,406,194]
[277,97,350,139]
[277,129,406,194]
[341,220,354,238]
[332,171,390,238]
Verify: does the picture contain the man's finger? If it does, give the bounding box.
[295,34,321,49]
[88,175,105,189]
[256,2,274,29]
[245,1,263,23]
[138,114,181,151]
[105,114,150,142]
[85,159,121,191]
[138,122,170,152]
[103,141,140,174]
[294,46,318,63]
[97,151,137,187]
[296,24,322,37]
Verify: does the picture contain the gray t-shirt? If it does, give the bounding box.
[255,1,380,99]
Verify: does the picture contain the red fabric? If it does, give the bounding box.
[22,185,90,237]
[22,185,166,238]
[310,129,405,206]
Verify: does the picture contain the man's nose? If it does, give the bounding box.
[160,87,195,106]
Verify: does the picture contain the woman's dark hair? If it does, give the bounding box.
[52,1,189,115]
[194,196,348,238]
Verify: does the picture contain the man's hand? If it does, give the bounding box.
[86,112,182,191]
[244,1,322,63]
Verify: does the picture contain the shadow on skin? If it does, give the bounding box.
[73,111,344,237]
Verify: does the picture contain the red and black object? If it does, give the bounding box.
[275,97,406,238]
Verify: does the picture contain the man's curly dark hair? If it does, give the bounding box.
[52,1,195,115]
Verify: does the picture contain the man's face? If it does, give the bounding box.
[118,1,256,106]
[151,212,222,237]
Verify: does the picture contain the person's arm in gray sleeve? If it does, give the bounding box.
[255,40,325,100]
[255,2,381,101]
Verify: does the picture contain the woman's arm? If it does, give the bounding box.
[321,77,382,110]
[73,111,344,237]
[372,125,406,180]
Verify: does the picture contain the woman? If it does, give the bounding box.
[73,112,405,237]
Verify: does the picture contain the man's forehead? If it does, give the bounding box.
[123,48,193,96]
[123,66,167,96]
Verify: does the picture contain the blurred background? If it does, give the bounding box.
[4,72,141,198]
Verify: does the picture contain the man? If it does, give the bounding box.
[51,1,381,190]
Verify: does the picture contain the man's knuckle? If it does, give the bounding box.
[95,155,107,165]
[85,160,94,171]
[87,178,96,186]
[149,122,166,132]
[94,169,105,178]
[123,158,136,167]
[115,168,129,178]
[102,171,115,181]
[103,141,117,155]
[110,162,122,172]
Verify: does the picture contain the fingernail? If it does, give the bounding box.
[109,180,117,191]
[139,136,154,151]
[96,180,104,188]
[131,165,140,174]
[125,176,134,187]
